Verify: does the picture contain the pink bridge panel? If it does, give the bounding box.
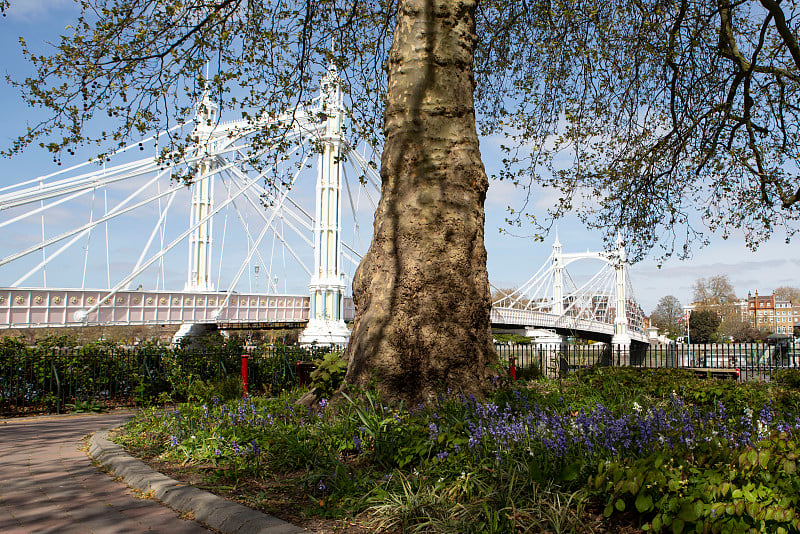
[0,288,311,329]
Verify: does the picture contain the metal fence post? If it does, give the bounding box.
[241,354,249,397]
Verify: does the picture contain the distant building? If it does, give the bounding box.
[746,291,798,335]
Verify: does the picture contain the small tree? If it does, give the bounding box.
[774,286,800,305]
[650,295,683,339]
[689,310,721,344]
[727,319,769,343]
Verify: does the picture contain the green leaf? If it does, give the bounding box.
[635,492,653,513]
[652,514,662,531]
[560,462,580,482]
[783,460,796,475]
[615,498,626,512]
[678,502,700,522]
[604,503,614,518]
[672,517,684,534]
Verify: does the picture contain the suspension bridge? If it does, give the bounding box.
[0,66,648,347]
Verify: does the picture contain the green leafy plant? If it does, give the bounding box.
[592,433,800,533]
[775,369,800,390]
[310,350,346,397]
[188,375,244,402]
[65,399,105,413]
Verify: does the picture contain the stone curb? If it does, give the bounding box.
[88,426,305,534]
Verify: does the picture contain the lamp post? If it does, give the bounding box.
[254,265,260,293]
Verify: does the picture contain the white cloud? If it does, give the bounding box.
[5,0,76,21]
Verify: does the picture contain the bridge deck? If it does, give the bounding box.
[1,289,645,343]
[0,288,313,328]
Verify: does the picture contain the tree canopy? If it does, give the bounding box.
[650,295,683,338]
[693,275,738,307]
[692,274,743,339]
[690,309,722,343]
[4,0,800,262]
[773,285,800,304]
[491,0,800,260]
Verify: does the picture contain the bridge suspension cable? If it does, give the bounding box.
[491,235,647,346]
[0,65,382,340]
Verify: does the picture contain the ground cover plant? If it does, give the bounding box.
[114,367,800,533]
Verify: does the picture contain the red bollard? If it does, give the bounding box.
[241,354,249,397]
[509,356,516,380]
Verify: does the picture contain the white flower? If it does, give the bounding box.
[632,402,642,413]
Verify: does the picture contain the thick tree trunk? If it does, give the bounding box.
[341,0,497,404]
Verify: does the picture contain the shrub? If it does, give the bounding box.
[776,369,800,390]
[592,432,800,533]
[493,334,531,345]
[310,350,346,397]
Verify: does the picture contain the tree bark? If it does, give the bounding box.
[341,0,497,404]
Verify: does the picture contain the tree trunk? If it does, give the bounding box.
[341,0,497,404]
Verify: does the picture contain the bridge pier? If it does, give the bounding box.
[172,322,218,347]
[527,329,569,378]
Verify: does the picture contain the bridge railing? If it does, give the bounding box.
[490,306,648,341]
[0,342,330,416]
[495,341,799,381]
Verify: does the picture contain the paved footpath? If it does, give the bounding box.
[0,411,303,534]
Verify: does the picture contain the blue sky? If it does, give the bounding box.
[0,1,797,314]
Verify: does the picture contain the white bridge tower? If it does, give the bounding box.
[186,93,218,292]
[610,233,631,348]
[299,66,351,345]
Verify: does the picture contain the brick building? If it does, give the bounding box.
[746,291,799,335]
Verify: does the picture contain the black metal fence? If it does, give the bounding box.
[0,344,327,416]
[496,341,800,381]
[5,340,798,415]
